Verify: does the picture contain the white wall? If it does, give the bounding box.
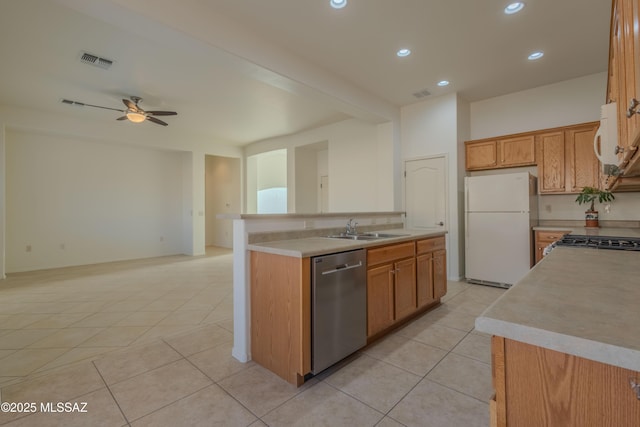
[205,155,241,248]
[0,105,242,274]
[6,129,185,272]
[470,73,607,139]
[244,118,398,212]
[401,93,464,280]
[294,146,319,213]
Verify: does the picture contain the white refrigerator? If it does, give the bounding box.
[464,172,538,288]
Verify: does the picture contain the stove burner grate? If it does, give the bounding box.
[555,235,640,251]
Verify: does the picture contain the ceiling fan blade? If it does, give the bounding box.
[116,116,128,121]
[147,111,177,116]
[122,98,140,112]
[147,116,168,126]
[64,100,125,113]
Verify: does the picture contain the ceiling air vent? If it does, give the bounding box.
[412,89,431,99]
[79,51,114,70]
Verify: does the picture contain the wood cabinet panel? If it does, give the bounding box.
[536,131,566,193]
[494,338,640,427]
[499,135,536,167]
[416,236,445,254]
[366,263,395,337]
[416,253,434,308]
[394,258,417,320]
[566,125,600,192]
[465,140,497,170]
[367,241,415,267]
[534,230,570,265]
[250,252,310,386]
[433,249,447,299]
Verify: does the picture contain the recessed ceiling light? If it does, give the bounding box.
[504,2,525,14]
[330,0,347,9]
[528,51,544,60]
[437,80,450,87]
[397,48,411,57]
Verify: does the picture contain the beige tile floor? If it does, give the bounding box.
[0,249,505,426]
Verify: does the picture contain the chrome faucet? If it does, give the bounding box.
[346,218,358,235]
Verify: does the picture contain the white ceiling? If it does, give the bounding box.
[0,0,610,146]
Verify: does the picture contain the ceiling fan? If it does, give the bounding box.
[62,96,177,126]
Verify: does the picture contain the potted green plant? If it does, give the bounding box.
[575,186,615,228]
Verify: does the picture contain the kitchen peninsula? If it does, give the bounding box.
[221,212,447,385]
[475,246,640,426]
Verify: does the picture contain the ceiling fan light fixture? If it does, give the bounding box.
[126,111,146,123]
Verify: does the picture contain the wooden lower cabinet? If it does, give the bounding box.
[367,236,446,339]
[491,336,640,426]
[394,257,417,320]
[416,238,447,307]
[534,230,570,264]
[366,263,396,336]
[250,251,310,386]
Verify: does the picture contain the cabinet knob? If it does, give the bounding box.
[436,221,444,226]
[627,98,640,118]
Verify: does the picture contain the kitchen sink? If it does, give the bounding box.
[360,232,410,238]
[325,233,381,240]
[325,232,410,240]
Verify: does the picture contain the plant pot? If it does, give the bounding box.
[585,210,599,228]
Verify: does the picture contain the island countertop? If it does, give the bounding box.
[247,228,446,258]
[475,246,640,372]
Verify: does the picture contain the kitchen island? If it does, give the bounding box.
[248,228,447,385]
[475,246,640,426]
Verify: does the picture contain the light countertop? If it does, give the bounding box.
[247,228,446,258]
[475,246,640,371]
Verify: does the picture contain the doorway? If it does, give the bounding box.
[404,156,447,232]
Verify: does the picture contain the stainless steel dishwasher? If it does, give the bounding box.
[311,249,366,374]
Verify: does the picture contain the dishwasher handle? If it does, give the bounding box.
[321,261,363,275]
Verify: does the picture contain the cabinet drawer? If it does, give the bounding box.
[536,230,570,243]
[416,236,445,254]
[367,242,415,267]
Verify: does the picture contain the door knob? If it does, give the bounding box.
[436,221,444,226]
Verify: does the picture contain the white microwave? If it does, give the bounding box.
[593,102,620,175]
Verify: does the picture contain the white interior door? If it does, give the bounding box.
[404,156,447,231]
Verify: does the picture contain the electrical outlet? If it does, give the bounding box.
[160,236,164,242]
[545,205,552,213]
[60,243,65,250]
[26,245,31,252]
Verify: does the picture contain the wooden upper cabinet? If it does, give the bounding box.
[536,123,601,194]
[536,131,566,193]
[566,125,600,193]
[465,136,535,171]
[607,0,640,189]
[499,135,536,167]
[465,140,497,170]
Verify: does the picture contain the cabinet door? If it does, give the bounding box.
[394,258,417,320]
[534,231,570,265]
[416,253,434,308]
[466,141,497,170]
[433,250,447,299]
[536,131,566,193]
[366,264,395,337]
[566,124,600,192]
[622,0,640,153]
[498,135,536,167]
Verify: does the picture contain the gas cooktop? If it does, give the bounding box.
[555,235,640,251]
